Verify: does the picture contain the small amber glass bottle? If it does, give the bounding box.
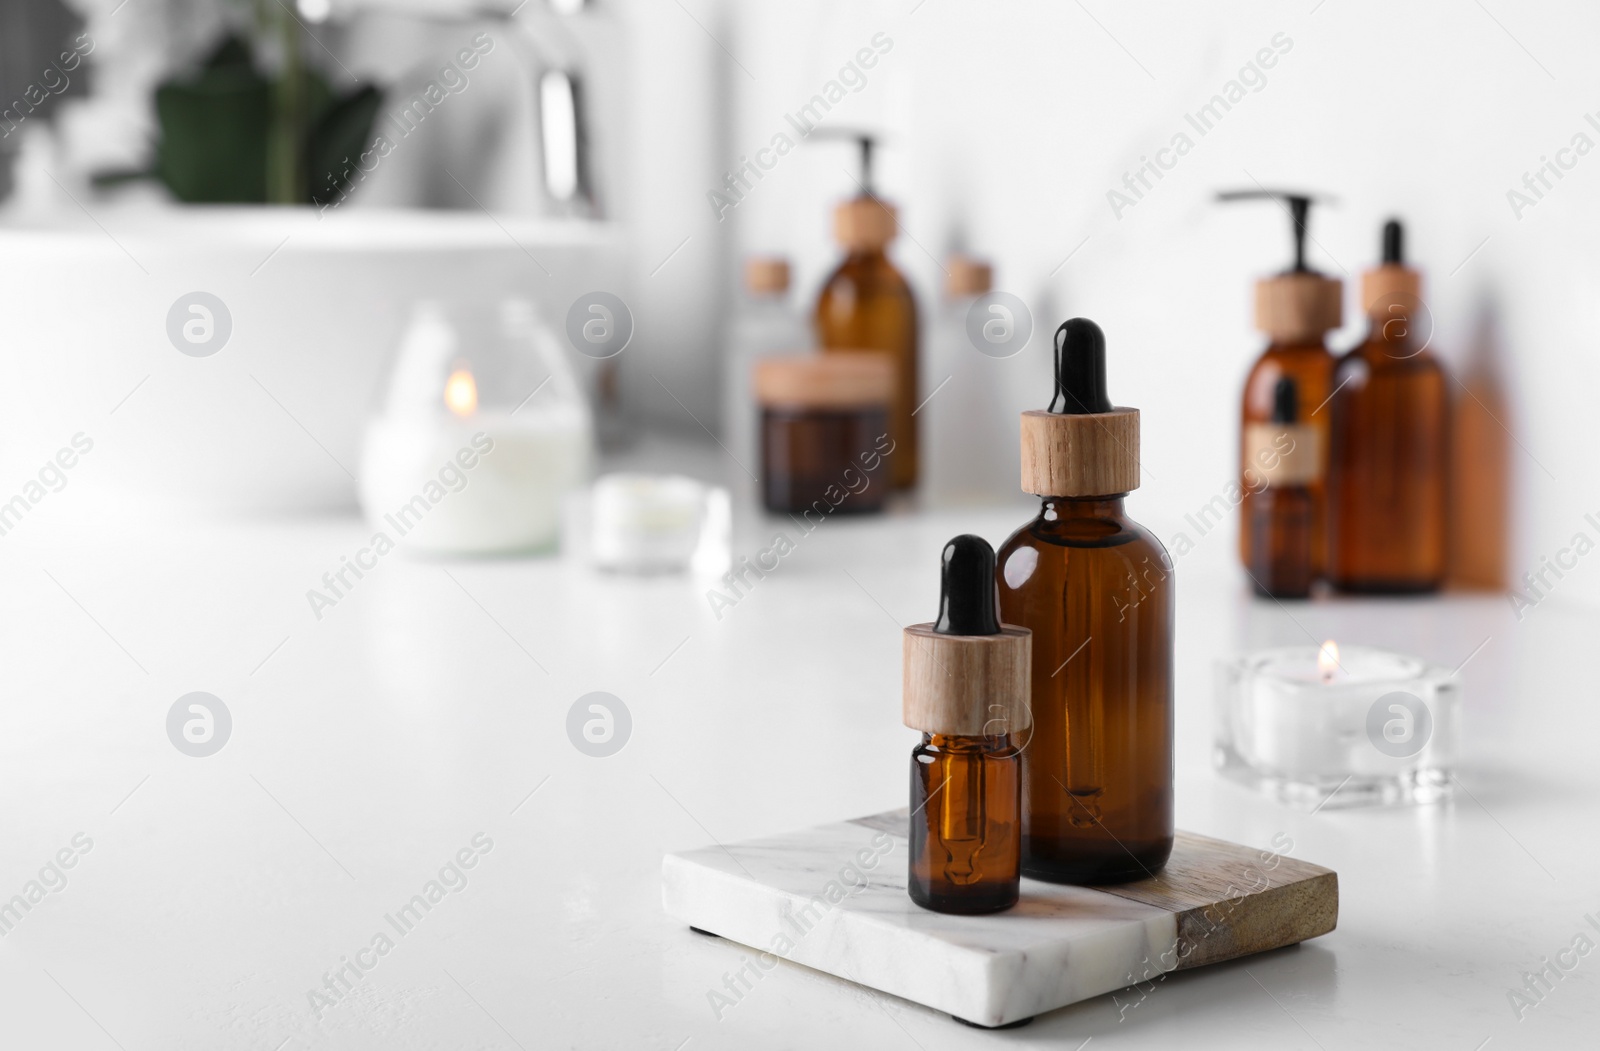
[815,188,919,490]
[905,535,1030,914]
[754,355,893,514]
[997,319,1173,885]
[1328,220,1448,593]
[1245,376,1318,598]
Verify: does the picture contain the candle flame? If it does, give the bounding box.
[1317,639,1340,683]
[444,368,478,418]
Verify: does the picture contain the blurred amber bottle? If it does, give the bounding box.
[1448,304,1511,590]
[814,138,919,489]
[1246,376,1318,598]
[996,319,1173,885]
[1328,220,1448,593]
[1221,192,1341,579]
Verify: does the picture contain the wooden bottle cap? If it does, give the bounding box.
[1255,271,1342,343]
[1360,265,1421,316]
[744,257,791,295]
[753,354,893,410]
[834,196,897,251]
[945,254,993,298]
[903,623,1032,736]
[1019,407,1140,497]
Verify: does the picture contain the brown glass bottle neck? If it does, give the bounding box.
[1038,496,1128,518]
[921,732,1017,752]
[1264,336,1331,354]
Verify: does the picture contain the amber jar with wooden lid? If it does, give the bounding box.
[754,354,893,514]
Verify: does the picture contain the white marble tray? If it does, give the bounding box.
[661,810,1337,1028]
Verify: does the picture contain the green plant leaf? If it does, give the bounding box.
[306,85,383,207]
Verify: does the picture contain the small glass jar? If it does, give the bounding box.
[753,354,893,514]
[908,732,1021,914]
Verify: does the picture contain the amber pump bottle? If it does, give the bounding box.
[1328,219,1448,593]
[905,535,1030,914]
[1219,190,1341,579]
[996,319,1173,884]
[814,134,919,489]
[1245,377,1318,598]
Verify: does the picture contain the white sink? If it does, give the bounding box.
[0,205,626,516]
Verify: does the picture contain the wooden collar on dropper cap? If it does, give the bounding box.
[1019,318,1141,497]
[1360,218,1422,316]
[1217,189,1342,344]
[903,535,1032,736]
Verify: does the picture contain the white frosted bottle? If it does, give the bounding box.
[922,255,1027,508]
[721,257,808,490]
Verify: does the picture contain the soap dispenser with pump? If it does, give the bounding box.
[1218,190,1341,584]
[813,133,919,490]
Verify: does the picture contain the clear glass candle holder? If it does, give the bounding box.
[359,299,592,555]
[1214,643,1460,810]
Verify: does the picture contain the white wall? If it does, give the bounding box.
[668,0,1600,609]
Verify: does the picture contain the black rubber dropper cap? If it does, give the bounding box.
[1382,219,1404,264]
[933,535,1000,636]
[1048,318,1113,415]
[1271,376,1298,425]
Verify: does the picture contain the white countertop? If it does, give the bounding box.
[2,442,1595,1050]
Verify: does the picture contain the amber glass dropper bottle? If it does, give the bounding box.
[996,318,1173,884]
[1245,376,1317,598]
[905,534,1030,914]
[1219,190,1341,580]
[814,134,919,489]
[1328,219,1448,593]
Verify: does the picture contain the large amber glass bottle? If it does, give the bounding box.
[815,194,919,489]
[1328,220,1448,592]
[996,319,1173,884]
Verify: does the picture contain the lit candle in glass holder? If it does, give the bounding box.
[1214,641,1460,810]
[360,300,592,554]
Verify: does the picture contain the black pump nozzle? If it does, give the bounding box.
[811,129,880,196]
[1049,317,1112,415]
[1381,218,1404,265]
[1271,376,1298,424]
[1217,189,1335,274]
[934,535,1000,636]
